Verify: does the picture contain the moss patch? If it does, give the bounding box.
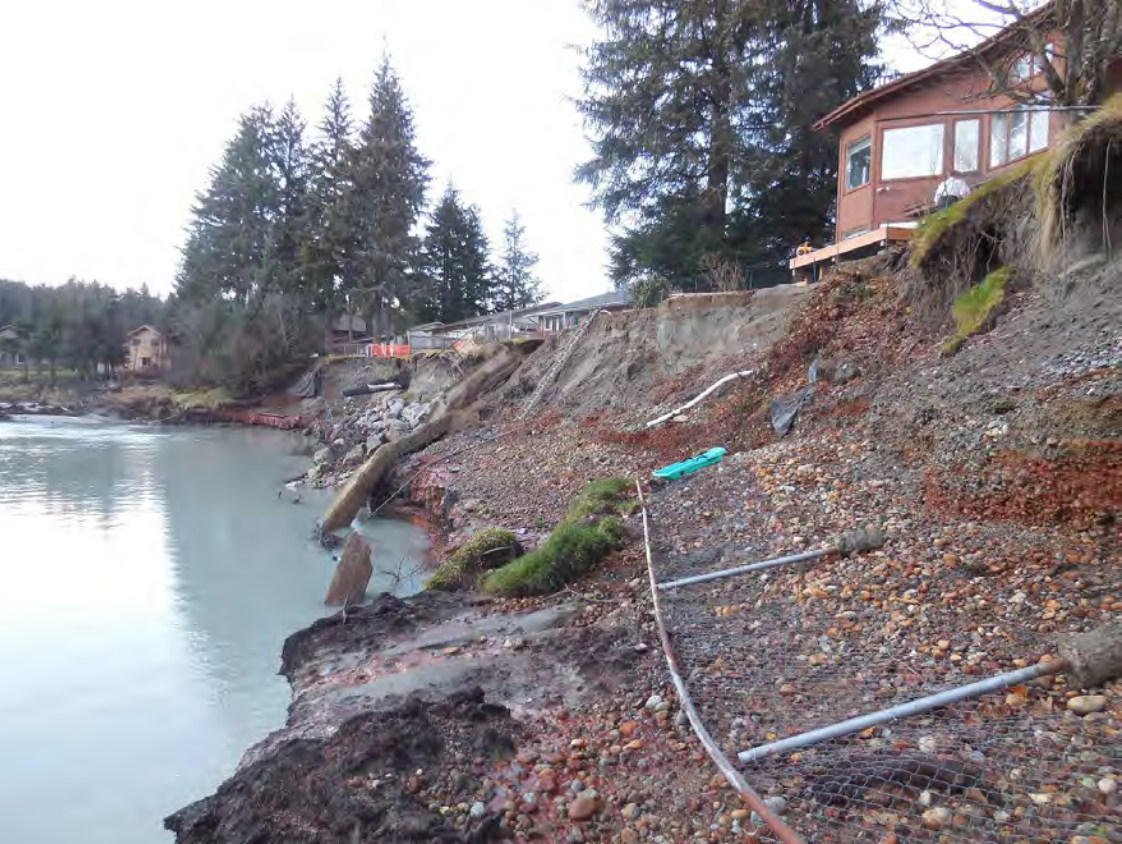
[942,266,1013,354]
[482,478,633,597]
[426,528,518,591]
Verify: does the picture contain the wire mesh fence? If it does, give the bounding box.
[644,484,1120,844]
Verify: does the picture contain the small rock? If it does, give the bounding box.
[621,802,640,820]
[567,795,599,821]
[922,807,952,830]
[1098,777,1116,795]
[469,801,485,819]
[313,446,333,464]
[644,694,663,710]
[1067,695,1107,715]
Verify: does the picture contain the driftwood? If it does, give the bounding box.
[320,346,522,534]
[324,532,373,607]
[1059,618,1122,689]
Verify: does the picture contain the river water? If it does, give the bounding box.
[0,416,429,843]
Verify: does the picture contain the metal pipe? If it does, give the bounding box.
[738,659,1068,764]
[636,482,806,844]
[657,547,833,590]
[876,105,1099,124]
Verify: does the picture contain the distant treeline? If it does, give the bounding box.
[169,55,543,393]
[0,278,164,381]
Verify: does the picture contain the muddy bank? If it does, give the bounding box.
[167,588,660,843]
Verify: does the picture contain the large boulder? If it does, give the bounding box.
[324,533,373,607]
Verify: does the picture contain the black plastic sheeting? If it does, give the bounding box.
[769,358,818,437]
[288,365,323,399]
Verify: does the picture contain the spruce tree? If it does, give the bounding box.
[178,105,278,303]
[577,0,882,289]
[491,211,543,312]
[305,78,357,314]
[350,55,430,338]
[265,98,312,301]
[415,186,493,324]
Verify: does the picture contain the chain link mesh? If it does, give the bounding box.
[645,464,1120,844]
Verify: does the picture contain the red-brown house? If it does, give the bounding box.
[795,12,1122,270]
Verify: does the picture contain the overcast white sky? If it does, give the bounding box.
[0,2,950,303]
[0,0,607,301]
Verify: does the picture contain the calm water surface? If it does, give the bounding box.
[0,416,429,843]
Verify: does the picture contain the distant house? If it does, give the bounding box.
[407,302,562,351]
[531,291,631,333]
[125,325,168,372]
[793,7,1122,273]
[0,324,22,368]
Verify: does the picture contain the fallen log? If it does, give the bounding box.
[320,346,522,533]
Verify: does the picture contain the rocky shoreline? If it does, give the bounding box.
[165,262,1119,843]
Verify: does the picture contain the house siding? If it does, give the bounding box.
[830,49,1114,241]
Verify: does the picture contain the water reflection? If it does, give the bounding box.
[0,417,429,844]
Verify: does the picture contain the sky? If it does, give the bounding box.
[0,0,607,302]
[0,1,966,304]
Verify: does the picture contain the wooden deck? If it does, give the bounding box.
[789,226,914,271]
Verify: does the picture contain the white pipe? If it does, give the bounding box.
[646,370,753,428]
[657,547,833,590]
[737,660,1067,764]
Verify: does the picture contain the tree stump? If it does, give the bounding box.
[324,533,373,607]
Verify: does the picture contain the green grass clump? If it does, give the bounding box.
[483,517,625,597]
[173,387,232,410]
[562,477,633,524]
[482,478,633,597]
[942,266,1014,354]
[427,528,518,591]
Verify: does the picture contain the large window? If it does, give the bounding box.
[991,107,1050,167]
[845,136,872,190]
[954,119,980,173]
[881,124,945,180]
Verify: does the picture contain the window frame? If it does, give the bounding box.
[990,106,1051,169]
[879,122,947,182]
[844,135,872,192]
[953,118,981,174]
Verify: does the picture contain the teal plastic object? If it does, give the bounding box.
[652,447,729,481]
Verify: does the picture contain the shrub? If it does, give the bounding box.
[426,528,518,591]
[482,478,633,597]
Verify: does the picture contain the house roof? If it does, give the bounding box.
[408,302,565,334]
[814,1,1054,131]
[127,324,162,337]
[533,290,630,316]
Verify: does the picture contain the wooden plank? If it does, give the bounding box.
[789,226,913,270]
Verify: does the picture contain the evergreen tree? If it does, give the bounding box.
[305,78,357,313]
[491,211,543,312]
[415,185,493,324]
[577,0,882,289]
[265,98,312,300]
[178,105,279,303]
[350,55,430,337]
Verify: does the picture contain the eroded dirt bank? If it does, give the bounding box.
[169,260,1119,843]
